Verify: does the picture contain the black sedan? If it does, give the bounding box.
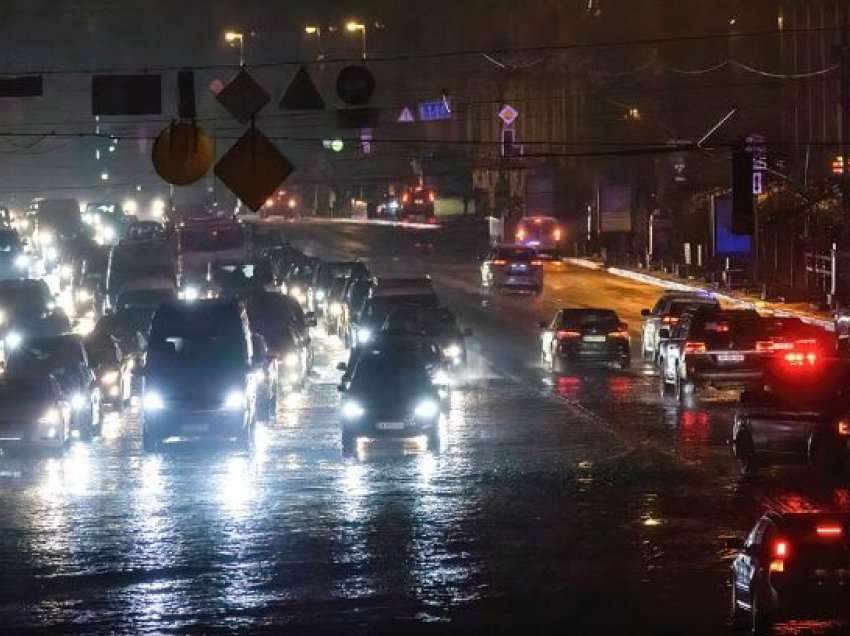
[731,511,850,633]
[338,350,441,454]
[0,377,71,450]
[540,308,630,371]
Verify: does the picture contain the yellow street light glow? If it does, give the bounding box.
[224,31,243,43]
[346,21,365,32]
[305,26,318,35]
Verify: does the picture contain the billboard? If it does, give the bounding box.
[598,184,632,233]
[712,193,752,256]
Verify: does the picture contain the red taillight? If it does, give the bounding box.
[661,316,679,326]
[556,330,581,340]
[817,525,843,537]
[553,228,562,241]
[838,419,850,436]
[428,191,435,203]
[491,259,507,266]
[756,340,774,352]
[402,193,409,203]
[516,229,526,241]
[684,341,706,354]
[774,540,789,558]
[428,217,438,224]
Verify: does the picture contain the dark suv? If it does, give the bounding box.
[140,299,257,450]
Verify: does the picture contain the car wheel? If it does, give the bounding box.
[734,428,757,476]
[730,574,748,629]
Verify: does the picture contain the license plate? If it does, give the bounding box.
[717,353,745,363]
[511,265,527,271]
[583,335,606,343]
[182,423,209,433]
[414,199,424,204]
[376,422,405,431]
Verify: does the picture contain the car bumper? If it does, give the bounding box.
[492,272,543,289]
[558,342,630,363]
[344,417,437,439]
[143,408,247,440]
[688,368,762,390]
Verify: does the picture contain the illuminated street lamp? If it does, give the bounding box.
[224,30,246,67]
[304,26,324,60]
[346,21,367,60]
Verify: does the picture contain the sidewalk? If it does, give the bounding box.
[564,258,834,331]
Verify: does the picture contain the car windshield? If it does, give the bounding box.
[349,354,432,395]
[148,335,243,366]
[384,307,458,336]
[495,247,536,261]
[117,290,174,311]
[559,310,619,330]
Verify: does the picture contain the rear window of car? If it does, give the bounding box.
[151,304,244,340]
[559,310,619,330]
[494,248,536,261]
[690,312,762,346]
[668,299,718,316]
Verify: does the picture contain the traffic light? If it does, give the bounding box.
[732,150,754,234]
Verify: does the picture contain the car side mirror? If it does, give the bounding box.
[306,312,318,327]
[659,328,671,339]
[463,327,473,338]
[641,309,650,317]
[337,362,348,372]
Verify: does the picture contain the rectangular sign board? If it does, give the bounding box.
[597,184,632,233]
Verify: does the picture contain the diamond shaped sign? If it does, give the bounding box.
[498,104,519,127]
[214,128,293,211]
[216,69,271,124]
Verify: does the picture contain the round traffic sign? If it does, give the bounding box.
[336,65,376,106]
[152,122,213,186]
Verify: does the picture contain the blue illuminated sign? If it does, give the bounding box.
[418,100,451,121]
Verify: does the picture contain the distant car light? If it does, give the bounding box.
[100,370,119,386]
[13,254,28,270]
[76,289,92,304]
[341,400,365,419]
[181,286,200,302]
[5,331,22,350]
[223,389,246,410]
[414,399,439,419]
[143,391,165,411]
[432,369,450,386]
[315,289,326,302]
[38,408,60,426]
[44,247,58,261]
[101,225,116,242]
[357,328,372,344]
[443,344,462,360]
[288,197,297,209]
[284,352,300,368]
[70,392,87,411]
[60,264,73,280]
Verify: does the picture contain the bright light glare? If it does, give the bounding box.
[224,31,243,43]
[414,399,439,419]
[223,389,246,410]
[100,370,119,386]
[315,289,325,301]
[39,408,60,425]
[13,254,28,270]
[443,344,462,359]
[357,328,371,344]
[70,393,87,411]
[305,26,318,34]
[341,400,365,419]
[5,331,22,349]
[284,352,300,368]
[182,286,200,302]
[143,391,165,411]
[346,21,365,31]
[60,265,73,280]
[151,198,166,219]
[101,225,116,242]
[432,369,450,386]
[122,199,138,214]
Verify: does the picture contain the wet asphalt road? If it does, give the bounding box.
[1,221,848,634]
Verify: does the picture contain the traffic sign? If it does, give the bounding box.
[498,104,519,127]
[214,128,293,211]
[151,122,213,186]
[336,65,376,106]
[92,74,162,116]
[280,66,325,110]
[398,107,415,123]
[216,69,270,124]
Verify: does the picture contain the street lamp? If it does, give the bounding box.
[305,26,324,60]
[224,30,245,67]
[346,21,367,60]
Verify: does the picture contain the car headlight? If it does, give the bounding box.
[143,391,165,411]
[5,331,22,350]
[443,344,462,360]
[44,247,58,261]
[315,289,326,301]
[100,370,119,386]
[341,400,365,419]
[223,389,246,410]
[76,289,92,303]
[60,265,73,280]
[432,369,450,386]
[101,225,116,241]
[13,254,28,270]
[414,399,439,419]
[181,286,199,301]
[38,408,60,426]
[284,352,300,368]
[39,231,53,246]
[70,392,87,411]
[357,328,372,344]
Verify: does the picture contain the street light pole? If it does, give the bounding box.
[346,22,367,60]
[224,31,245,67]
[304,26,324,61]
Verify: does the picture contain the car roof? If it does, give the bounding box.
[767,511,850,530]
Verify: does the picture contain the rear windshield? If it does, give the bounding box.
[691,313,762,347]
[151,305,244,340]
[494,248,536,261]
[559,310,619,330]
[7,339,80,373]
[668,300,718,316]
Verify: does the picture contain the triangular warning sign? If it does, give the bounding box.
[280,66,325,111]
[398,107,415,123]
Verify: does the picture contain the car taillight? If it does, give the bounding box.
[756,340,774,352]
[428,191,435,203]
[402,193,409,203]
[516,229,526,240]
[684,341,706,354]
[817,525,843,537]
[556,330,581,340]
[774,540,789,558]
[838,419,850,436]
[553,228,562,241]
[609,323,629,339]
[491,259,507,266]
[661,316,679,326]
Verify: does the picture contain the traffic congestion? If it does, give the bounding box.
[0,197,847,633]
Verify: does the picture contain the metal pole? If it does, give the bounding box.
[362,28,367,60]
[239,36,245,67]
[832,241,838,300]
[842,2,850,231]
